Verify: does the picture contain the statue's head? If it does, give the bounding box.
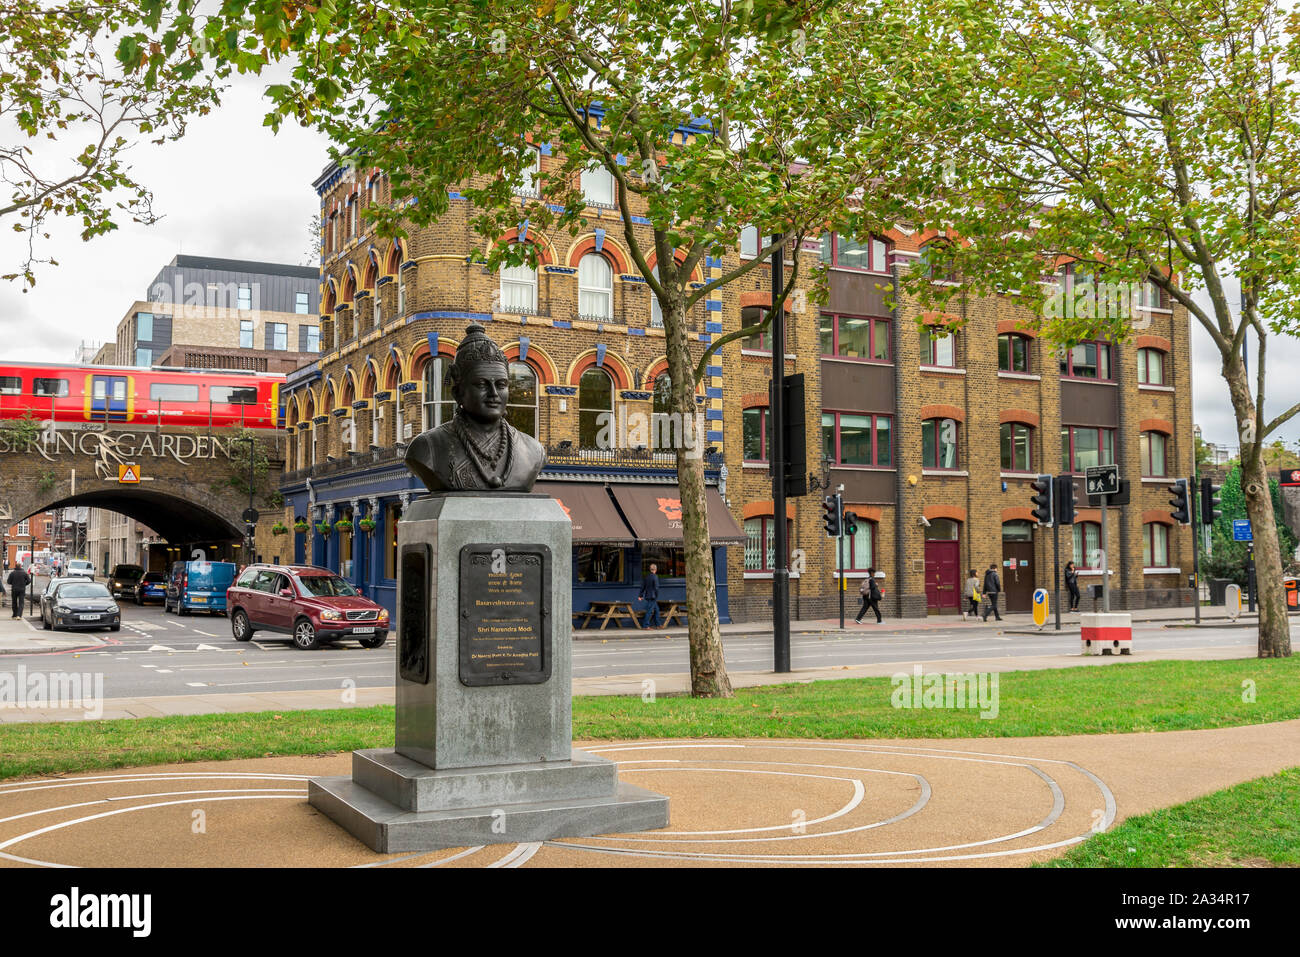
[449,324,509,426]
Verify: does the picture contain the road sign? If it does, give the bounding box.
[118,464,140,484]
[242,507,260,525]
[1232,519,1253,542]
[1085,464,1120,497]
[1032,588,1049,629]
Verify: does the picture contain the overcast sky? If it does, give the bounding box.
[1,72,1296,455]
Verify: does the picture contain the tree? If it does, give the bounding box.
[135,0,930,695]
[881,0,1299,657]
[1,0,223,286]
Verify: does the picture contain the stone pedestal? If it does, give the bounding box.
[309,492,669,852]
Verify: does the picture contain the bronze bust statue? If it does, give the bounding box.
[403,324,547,492]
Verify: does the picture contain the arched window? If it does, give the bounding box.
[1143,522,1170,568]
[924,517,960,541]
[998,334,1031,373]
[1140,431,1169,477]
[578,367,614,449]
[1073,522,1102,569]
[500,262,538,313]
[506,361,537,437]
[1137,348,1166,385]
[744,516,793,572]
[1000,422,1034,472]
[422,356,454,431]
[652,371,673,416]
[578,254,613,319]
[581,163,615,206]
[1002,519,1034,542]
[922,418,959,469]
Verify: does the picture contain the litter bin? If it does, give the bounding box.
[1208,578,1234,606]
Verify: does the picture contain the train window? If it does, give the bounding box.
[210,386,258,405]
[150,383,199,403]
[0,376,20,395]
[32,378,69,397]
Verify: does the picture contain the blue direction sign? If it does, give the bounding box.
[1233,519,1253,542]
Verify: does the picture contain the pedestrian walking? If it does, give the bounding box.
[962,568,981,621]
[981,563,1003,622]
[638,563,662,628]
[6,564,31,619]
[855,569,883,623]
[1064,560,1081,611]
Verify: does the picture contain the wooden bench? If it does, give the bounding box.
[657,600,686,627]
[573,600,643,630]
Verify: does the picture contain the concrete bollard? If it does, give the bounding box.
[1081,612,1132,656]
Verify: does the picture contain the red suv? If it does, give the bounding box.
[226,564,390,650]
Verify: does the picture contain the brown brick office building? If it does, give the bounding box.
[281,147,1193,622]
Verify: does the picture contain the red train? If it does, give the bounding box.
[0,362,284,430]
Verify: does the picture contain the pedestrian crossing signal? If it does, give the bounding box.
[822,495,841,537]
[1168,477,1190,525]
[1030,474,1054,526]
[842,510,858,536]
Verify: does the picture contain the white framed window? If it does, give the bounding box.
[373,296,381,329]
[650,264,663,328]
[515,148,540,197]
[740,225,759,259]
[422,357,454,431]
[578,253,613,319]
[239,320,253,349]
[397,272,406,315]
[500,263,538,313]
[581,163,615,206]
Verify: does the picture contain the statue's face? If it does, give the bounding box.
[455,360,509,425]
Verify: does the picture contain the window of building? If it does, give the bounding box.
[921,329,955,366]
[1073,522,1102,569]
[500,262,538,313]
[134,348,152,367]
[1060,340,1112,379]
[0,376,21,395]
[237,284,252,310]
[581,162,616,206]
[384,502,402,579]
[822,411,891,466]
[1140,431,1169,477]
[742,406,771,463]
[506,361,538,437]
[740,306,785,351]
[998,334,1031,373]
[846,521,874,570]
[649,265,663,328]
[295,292,310,314]
[422,357,454,431]
[922,418,959,469]
[1061,426,1115,473]
[1144,522,1170,567]
[17,520,28,536]
[515,147,541,197]
[149,383,199,403]
[641,545,687,579]
[136,312,154,341]
[576,545,625,583]
[1003,519,1035,542]
[820,233,890,272]
[578,367,614,448]
[397,270,407,315]
[270,323,288,351]
[1138,278,1163,310]
[305,327,320,353]
[1000,422,1034,472]
[744,516,793,572]
[578,253,613,319]
[239,319,253,349]
[820,313,890,361]
[1137,348,1165,385]
[373,296,382,329]
[739,225,759,259]
[920,241,958,281]
[349,199,358,237]
[33,378,69,397]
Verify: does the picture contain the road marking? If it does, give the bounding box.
[155,669,173,674]
[185,683,208,688]
[191,631,219,638]
[195,644,224,652]
[147,645,175,652]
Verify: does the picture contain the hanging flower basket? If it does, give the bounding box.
[271,522,289,536]
[315,522,333,535]
[357,517,377,533]
[335,519,354,533]
[292,519,310,533]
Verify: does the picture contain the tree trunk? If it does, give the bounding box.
[1224,356,1292,657]
[667,301,733,697]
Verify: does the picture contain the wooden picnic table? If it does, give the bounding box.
[572,600,643,630]
[657,600,686,627]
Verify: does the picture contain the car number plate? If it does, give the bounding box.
[78,614,100,621]
[352,626,376,634]
[192,596,206,602]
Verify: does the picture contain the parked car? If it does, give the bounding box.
[38,576,79,621]
[226,564,390,650]
[41,579,120,632]
[108,564,145,598]
[164,560,236,616]
[134,571,167,606]
[64,559,96,580]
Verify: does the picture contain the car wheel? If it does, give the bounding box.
[42,612,51,631]
[110,624,120,632]
[292,618,320,651]
[359,636,386,649]
[231,610,253,642]
[178,604,189,616]
[135,593,142,606]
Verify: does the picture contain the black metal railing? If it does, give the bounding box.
[544,444,722,470]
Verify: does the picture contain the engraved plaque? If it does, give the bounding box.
[400,544,430,684]
[458,543,551,687]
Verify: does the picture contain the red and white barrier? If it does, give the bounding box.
[1081,612,1132,656]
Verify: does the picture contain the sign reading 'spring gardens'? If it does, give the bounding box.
[0,430,239,464]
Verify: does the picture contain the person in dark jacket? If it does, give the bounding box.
[981,563,1003,622]
[6,565,31,618]
[1064,561,1081,611]
[638,563,662,628]
[856,568,883,623]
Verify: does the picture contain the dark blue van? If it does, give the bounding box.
[165,560,237,616]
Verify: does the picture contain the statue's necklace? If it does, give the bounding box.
[456,416,509,487]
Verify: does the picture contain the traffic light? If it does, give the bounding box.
[1030,474,1054,526]
[1168,478,1190,525]
[1200,476,1222,526]
[822,495,841,537]
[1054,474,1075,525]
[842,509,859,536]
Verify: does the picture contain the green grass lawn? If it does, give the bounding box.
[1044,767,1300,867]
[0,656,1296,780]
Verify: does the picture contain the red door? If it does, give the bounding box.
[924,540,961,614]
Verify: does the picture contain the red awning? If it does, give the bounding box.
[609,486,746,544]
[534,482,635,546]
